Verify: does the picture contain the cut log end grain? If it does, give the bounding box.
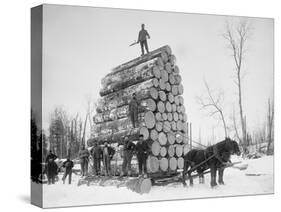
[160,146,167,157]
[159,91,167,102]
[144,111,156,129]
[126,177,152,194]
[165,62,172,74]
[152,141,161,156]
[160,69,169,82]
[158,132,167,145]
[143,98,157,112]
[183,144,190,155]
[169,157,177,171]
[156,57,164,67]
[157,101,165,113]
[168,55,176,66]
[166,102,172,112]
[177,157,184,169]
[171,121,177,131]
[153,66,161,79]
[173,112,179,122]
[176,132,183,144]
[169,74,176,85]
[172,103,177,112]
[162,113,168,121]
[171,85,179,96]
[167,132,176,145]
[168,145,175,157]
[159,158,168,171]
[178,84,184,95]
[168,93,174,103]
[147,156,159,173]
[173,65,180,74]
[163,121,171,133]
[150,129,158,141]
[150,87,159,100]
[167,113,173,122]
[175,145,183,157]
[140,127,149,140]
[152,78,159,88]
[159,79,166,90]
[155,122,163,132]
[155,112,162,121]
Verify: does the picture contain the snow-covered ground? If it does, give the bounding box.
[43,156,274,208]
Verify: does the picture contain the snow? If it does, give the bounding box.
[42,156,274,208]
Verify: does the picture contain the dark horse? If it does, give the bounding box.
[182,137,241,187]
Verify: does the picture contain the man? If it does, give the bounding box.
[45,150,58,184]
[79,145,89,177]
[90,142,103,175]
[121,136,136,176]
[136,135,149,177]
[62,155,74,184]
[102,142,115,176]
[137,24,150,55]
[128,93,138,128]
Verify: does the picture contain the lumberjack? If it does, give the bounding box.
[137,24,150,55]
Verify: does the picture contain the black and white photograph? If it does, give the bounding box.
[30,4,274,208]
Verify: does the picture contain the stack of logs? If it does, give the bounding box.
[90,45,189,176]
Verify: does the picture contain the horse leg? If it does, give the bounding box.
[210,164,218,187]
[198,169,203,184]
[182,161,189,187]
[218,167,225,185]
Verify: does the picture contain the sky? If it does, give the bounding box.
[41,4,274,144]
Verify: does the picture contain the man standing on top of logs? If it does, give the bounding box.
[79,145,89,177]
[102,142,116,176]
[121,136,136,177]
[129,93,139,128]
[90,142,103,176]
[137,24,150,56]
[136,134,149,177]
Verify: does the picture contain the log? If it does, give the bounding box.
[174,74,182,84]
[144,111,156,129]
[180,105,186,113]
[140,126,149,140]
[176,105,181,113]
[173,112,179,122]
[164,62,172,74]
[167,113,173,121]
[168,55,176,66]
[160,69,169,82]
[178,113,183,121]
[177,157,184,169]
[96,78,158,112]
[166,101,172,112]
[147,156,160,173]
[158,132,167,145]
[171,121,177,131]
[152,78,159,88]
[150,129,158,141]
[167,132,176,145]
[111,45,172,74]
[173,65,180,74]
[183,144,190,155]
[178,95,184,105]
[100,58,160,96]
[169,157,177,171]
[178,84,184,95]
[159,158,168,171]
[174,96,180,105]
[171,85,178,96]
[159,91,167,101]
[155,112,162,121]
[157,101,165,113]
[94,98,158,124]
[176,120,183,131]
[169,73,176,85]
[155,122,163,132]
[168,145,175,157]
[165,82,171,92]
[126,177,152,194]
[156,57,164,67]
[151,141,161,156]
[175,132,184,143]
[183,113,187,122]
[159,79,166,90]
[175,145,183,157]
[172,103,177,112]
[163,121,171,133]
[160,147,167,157]
[162,113,168,121]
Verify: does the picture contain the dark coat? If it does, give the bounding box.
[102,146,115,160]
[124,141,136,152]
[129,98,138,114]
[45,152,57,163]
[136,141,149,158]
[90,146,103,159]
[46,161,58,177]
[62,159,74,171]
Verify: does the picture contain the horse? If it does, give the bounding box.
[182,137,241,188]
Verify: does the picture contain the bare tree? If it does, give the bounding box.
[266,99,274,155]
[197,80,228,138]
[223,19,251,152]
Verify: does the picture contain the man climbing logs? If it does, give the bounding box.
[137,24,150,56]
[129,93,139,128]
